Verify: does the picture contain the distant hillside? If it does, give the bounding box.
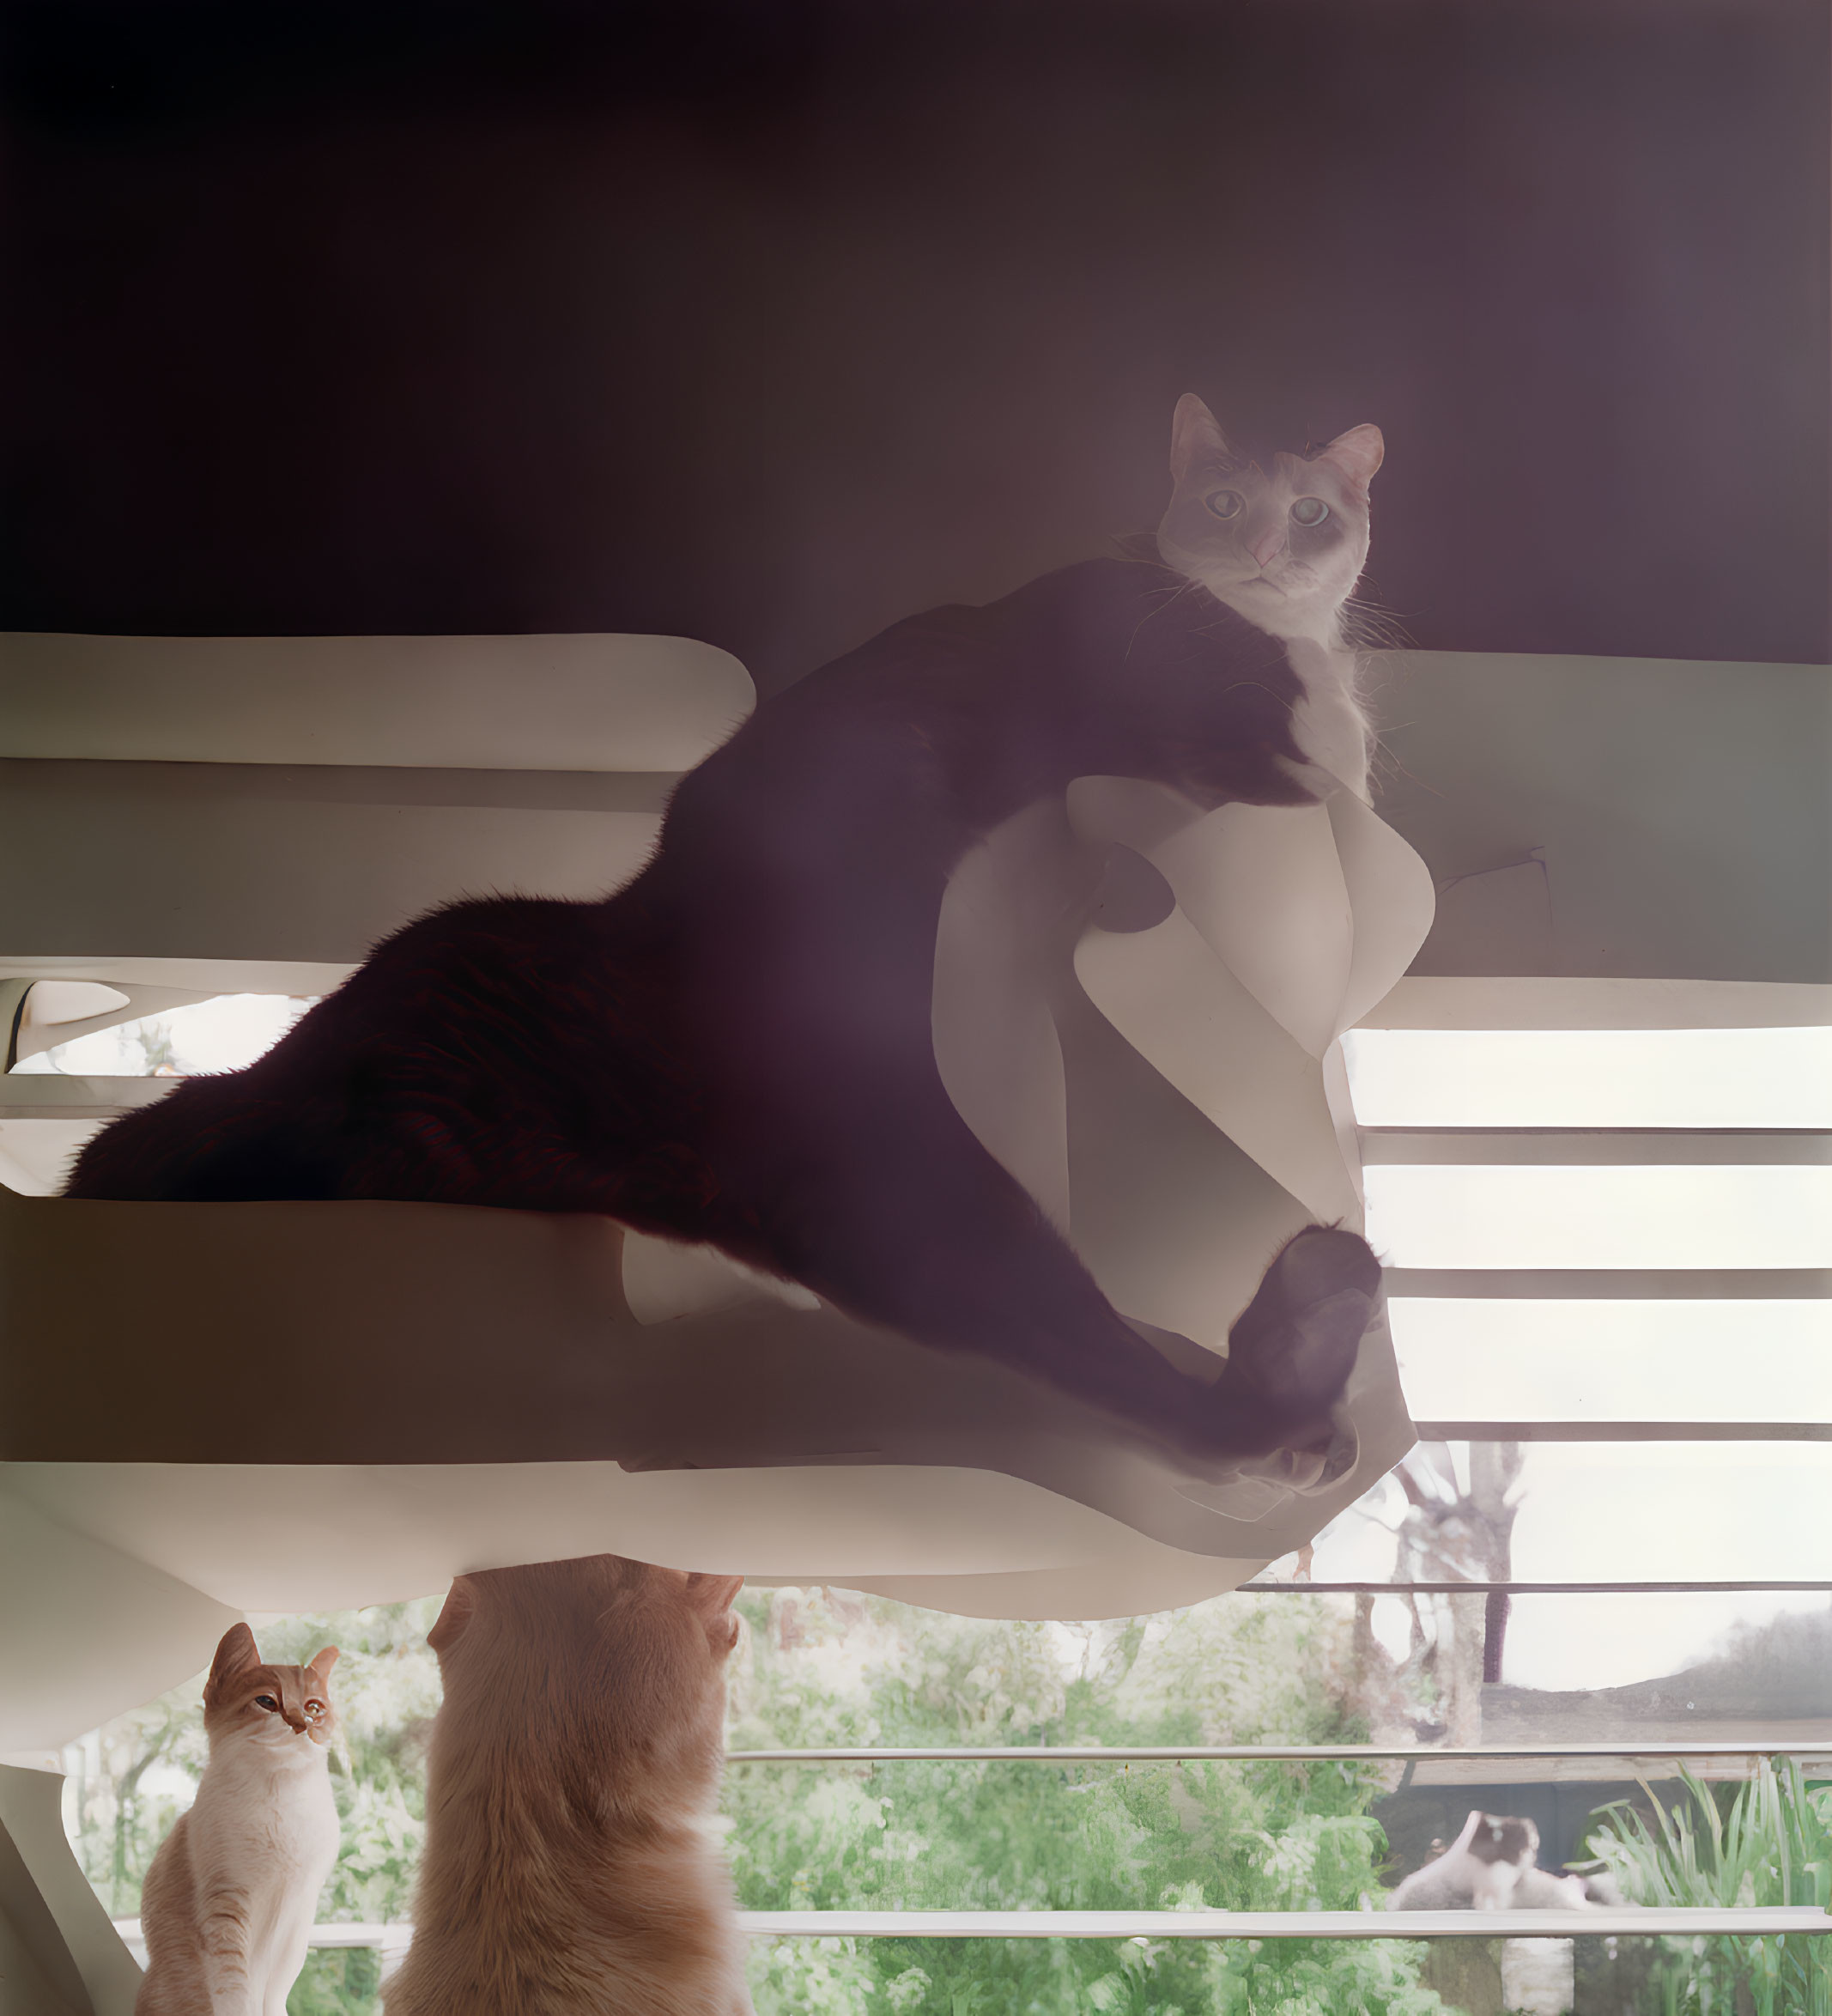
[1485,1603,1832,1740]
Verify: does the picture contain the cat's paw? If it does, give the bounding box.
[1206,1226,1381,1456]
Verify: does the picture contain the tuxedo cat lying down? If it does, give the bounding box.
[1388,1811,1600,1912]
[70,398,1386,1473]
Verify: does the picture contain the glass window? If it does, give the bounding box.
[64,1583,1832,2016]
[1299,1440,1832,1588]
[1390,1298,1832,1421]
[9,993,318,1078]
[1365,1164,1832,1269]
[47,999,1832,2012]
[1343,1026,1832,1129]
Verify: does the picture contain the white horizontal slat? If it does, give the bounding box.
[1355,979,1832,1034]
[1239,1579,1832,1594]
[111,1918,416,1978]
[1344,1025,1832,1128]
[740,1907,1832,1940]
[725,1741,1832,1764]
[0,957,357,995]
[1415,1422,1832,1441]
[1386,1268,1832,1299]
[0,763,668,968]
[113,1908,1832,1956]
[1,631,751,772]
[1391,1297,1832,1421]
[1365,1166,1832,1269]
[0,1078,172,1116]
[1366,1132,1832,1164]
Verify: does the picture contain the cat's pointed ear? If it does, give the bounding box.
[685,1572,745,1615]
[428,1576,477,1655]
[1168,394,1237,485]
[686,1573,744,1657]
[209,1623,262,1687]
[1314,423,1384,492]
[307,1647,339,1682]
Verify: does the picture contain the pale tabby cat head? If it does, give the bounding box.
[202,1623,339,1748]
[1156,393,1384,647]
[427,1554,744,1788]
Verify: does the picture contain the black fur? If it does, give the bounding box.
[70,559,1380,1465]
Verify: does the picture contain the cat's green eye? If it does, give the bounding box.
[254,1695,278,1710]
[1204,490,1244,520]
[1291,497,1330,527]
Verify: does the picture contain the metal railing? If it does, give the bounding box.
[725,1739,1832,1764]
[109,1906,1832,1959]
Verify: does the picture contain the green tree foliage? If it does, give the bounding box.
[725,1587,1453,2015]
[63,1683,209,1919]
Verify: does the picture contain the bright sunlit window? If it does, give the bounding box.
[9,994,318,1078]
[1319,1011,1832,1735]
[1387,1297,1832,1421]
[1364,1163,1832,1270]
[1342,1025,1832,1128]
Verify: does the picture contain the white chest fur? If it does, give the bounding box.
[142,1740,339,2016]
[189,1741,340,1878]
[1277,637,1372,804]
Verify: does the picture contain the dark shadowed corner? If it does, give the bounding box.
[1,0,1825,686]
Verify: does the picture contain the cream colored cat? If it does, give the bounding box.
[1156,392,1385,802]
[136,1624,341,2016]
[385,1554,752,2016]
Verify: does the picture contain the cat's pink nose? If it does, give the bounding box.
[1250,531,1286,568]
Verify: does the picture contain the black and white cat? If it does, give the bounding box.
[1389,1811,1594,1911]
[1156,393,1383,803]
[70,398,1387,1473]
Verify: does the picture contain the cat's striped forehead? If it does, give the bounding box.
[212,1661,329,1699]
[202,1622,337,1731]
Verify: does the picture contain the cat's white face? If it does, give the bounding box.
[1156,394,1382,646]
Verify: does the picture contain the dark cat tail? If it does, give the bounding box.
[64,1074,337,1202]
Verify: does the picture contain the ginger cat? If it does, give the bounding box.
[385,1554,751,2016]
[136,1624,340,2016]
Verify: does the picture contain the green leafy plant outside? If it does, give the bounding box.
[1586,1757,1832,2016]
